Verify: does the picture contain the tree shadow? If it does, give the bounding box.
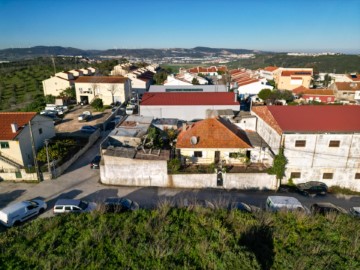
[239,224,275,270]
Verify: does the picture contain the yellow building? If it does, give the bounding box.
[275,68,313,90]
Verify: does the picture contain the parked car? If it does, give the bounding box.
[42,113,62,125]
[78,111,92,122]
[104,197,139,213]
[90,155,101,169]
[349,207,360,217]
[310,203,348,215]
[80,125,97,133]
[40,109,58,116]
[0,199,47,227]
[266,196,308,213]
[53,199,97,214]
[228,202,260,213]
[296,181,328,196]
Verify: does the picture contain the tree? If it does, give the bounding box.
[59,87,76,100]
[323,74,332,87]
[268,147,287,187]
[192,78,200,85]
[107,84,118,104]
[91,98,103,111]
[44,94,55,104]
[153,71,168,85]
[257,89,272,101]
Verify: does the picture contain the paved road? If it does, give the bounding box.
[1,132,360,220]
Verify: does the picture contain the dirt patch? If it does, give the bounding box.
[55,105,112,133]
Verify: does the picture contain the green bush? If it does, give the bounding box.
[91,98,103,111]
[0,209,358,269]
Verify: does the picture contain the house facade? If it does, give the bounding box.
[0,112,55,176]
[74,76,131,105]
[259,66,279,80]
[292,86,335,103]
[187,66,227,76]
[252,106,360,191]
[176,117,273,166]
[329,82,360,104]
[274,68,313,90]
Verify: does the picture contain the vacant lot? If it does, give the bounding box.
[55,105,113,133]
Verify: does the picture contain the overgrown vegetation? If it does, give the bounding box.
[268,147,287,186]
[0,208,358,269]
[90,98,104,111]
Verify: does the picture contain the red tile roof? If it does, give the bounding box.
[252,106,360,134]
[347,74,360,81]
[292,86,310,94]
[188,66,227,74]
[264,66,278,72]
[335,82,360,91]
[303,89,334,96]
[281,70,312,76]
[176,117,252,149]
[75,76,128,84]
[0,112,37,140]
[140,92,239,106]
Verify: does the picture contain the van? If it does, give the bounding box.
[266,196,307,213]
[0,199,47,227]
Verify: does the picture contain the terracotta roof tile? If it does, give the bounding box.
[292,85,310,94]
[281,70,312,76]
[176,117,252,149]
[140,92,239,106]
[75,76,128,84]
[335,82,360,91]
[0,112,37,140]
[252,106,360,133]
[264,66,279,72]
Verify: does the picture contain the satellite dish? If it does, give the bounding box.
[190,136,198,145]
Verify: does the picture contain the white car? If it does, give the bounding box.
[349,207,360,217]
[0,199,47,227]
[78,111,92,122]
[53,199,97,214]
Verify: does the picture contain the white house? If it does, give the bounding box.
[0,112,55,179]
[252,105,360,191]
[140,92,240,121]
[74,76,131,105]
[259,66,279,80]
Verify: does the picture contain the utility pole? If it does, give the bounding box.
[45,139,52,179]
[29,120,41,182]
[51,56,56,75]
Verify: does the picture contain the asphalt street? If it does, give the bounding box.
[1,131,360,221]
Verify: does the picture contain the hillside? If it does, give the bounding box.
[227,53,360,73]
[0,208,358,269]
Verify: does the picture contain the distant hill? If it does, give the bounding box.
[0,45,265,61]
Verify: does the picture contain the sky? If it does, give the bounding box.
[0,0,359,53]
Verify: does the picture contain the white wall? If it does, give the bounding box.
[238,80,273,96]
[140,105,240,121]
[42,77,72,97]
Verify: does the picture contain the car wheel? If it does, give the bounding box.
[13,220,21,226]
[302,191,309,197]
[39,208,45,214]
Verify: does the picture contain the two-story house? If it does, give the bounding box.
[329,82,360,104]
[74,76,131,105]
[274,68,313,90]
[0,112,55,179]
[251,106,360,191]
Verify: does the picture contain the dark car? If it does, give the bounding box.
[104,197,139,213]
[310,203,347,215]
[296,181,328,196]
[80,125,97,133]
[228,202,261,213]
[90,156,101,169]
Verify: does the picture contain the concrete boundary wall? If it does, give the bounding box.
[52,129,100,178]
[0,169,37,181]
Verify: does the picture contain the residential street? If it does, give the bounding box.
[1,133,360,220]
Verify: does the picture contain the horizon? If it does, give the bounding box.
[0,0,359,54]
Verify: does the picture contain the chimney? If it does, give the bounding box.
[182,122,187,131]
[11,123,18,133]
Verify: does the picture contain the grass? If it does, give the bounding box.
[0,207,359,269]
[328,186,360,196]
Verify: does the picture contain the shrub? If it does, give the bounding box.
[91,98,103,111]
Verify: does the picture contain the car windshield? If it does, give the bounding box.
[27,200,39,207]
[79,201,89,210]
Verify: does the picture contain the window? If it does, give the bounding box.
[355,173,360,180]
[194,151,202,158]
[38,128,43,135]
[295,140,306,147]
[0,142,9,149]
[329,140,340,147]
[290,172,301,178]
[229,152,239,158]
[323,173,333,179]
[15,171,22,178]
[65,206,71,211]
